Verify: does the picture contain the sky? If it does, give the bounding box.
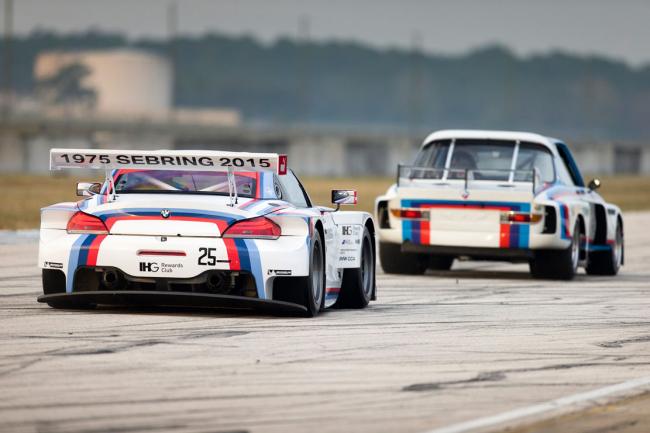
[9,0,650,66]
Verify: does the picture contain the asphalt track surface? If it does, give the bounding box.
[1,213,650,433]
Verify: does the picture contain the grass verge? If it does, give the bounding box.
[0,174,648,230]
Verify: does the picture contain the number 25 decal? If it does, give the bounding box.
[198,247,217,266]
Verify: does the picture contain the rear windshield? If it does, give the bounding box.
[412,139,555,183]
[113,170,257,197]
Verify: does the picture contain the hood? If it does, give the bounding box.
[78,193,290,237]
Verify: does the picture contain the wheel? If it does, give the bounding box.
[379,242,427,275]
[428,255,454,271]
[302,228,325,317]
[335,227,375,308]
[586,221,623,276]
[530,222,582,280]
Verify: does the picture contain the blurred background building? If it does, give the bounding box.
[34,49,172,116]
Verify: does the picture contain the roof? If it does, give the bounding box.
[422,129,560,150]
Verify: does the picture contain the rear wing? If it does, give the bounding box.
[50,148,288,175]
[397,165,541,193]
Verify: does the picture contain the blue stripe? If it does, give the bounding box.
[234,238,264,299]
[240,239,265,299]
[509,224,518,248]
[66,234,90,293]
[404,199,529,209]
[559,206,569,240]
[259,172,275,199]
[589,245,612,251]
[518,224,530,248]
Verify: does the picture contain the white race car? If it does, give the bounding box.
[376,130,624,280]
[38,149,376,317]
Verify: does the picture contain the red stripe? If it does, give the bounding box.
[499,223,510,248]
[326,287,340,293]
[420,219,430,245]
[223,238,241,270]
[86,234,107,266]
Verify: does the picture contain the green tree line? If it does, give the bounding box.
[5,30,650,139]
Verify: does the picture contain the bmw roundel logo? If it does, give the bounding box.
[161,209,171,219]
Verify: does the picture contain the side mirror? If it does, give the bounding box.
[588,178,601,191]
[331,189,358,206]
[77,182,102,197]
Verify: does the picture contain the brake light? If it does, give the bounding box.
[390,208,429,220]
[222,217,281,239]
[67,211,109,234]
[501,212,542,224]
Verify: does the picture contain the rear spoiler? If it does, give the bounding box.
[50,148,288,175]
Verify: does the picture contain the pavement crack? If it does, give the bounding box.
[403,371,507,392]
[598,335,650,348]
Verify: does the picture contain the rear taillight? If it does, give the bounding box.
[390,208,429,220]
[501,212,542,224]
[66,211,109,234]
[222,217,281,239]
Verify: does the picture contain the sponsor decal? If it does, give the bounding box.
[139,262,159,272]
[267,269,292,276]
[160,263,183,273]
[44,261,63,269]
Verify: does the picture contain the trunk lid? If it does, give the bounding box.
[395,181,535,248]
[78,194,288,237]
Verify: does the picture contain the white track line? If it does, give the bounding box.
[422,376,650,433]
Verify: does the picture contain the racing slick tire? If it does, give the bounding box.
[302,228,326,317]
[530,222,582,280]
[428,255,454,271]
[586,221,623,276]
[335,227,375,309]
[379,242,427,275]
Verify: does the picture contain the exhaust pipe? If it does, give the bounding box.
[101,269,123,290]
[206,272,225,292]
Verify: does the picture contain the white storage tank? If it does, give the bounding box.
[34,48,172,116]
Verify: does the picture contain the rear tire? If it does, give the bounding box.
[335,227,375,309]
[428,255,454,271]
[586,221,623,276]
[530,222,581,280]
[302,229,325,317]
[379,242,427,275]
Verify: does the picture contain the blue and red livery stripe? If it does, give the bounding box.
[66,234,107,293]
[401,199,531,249]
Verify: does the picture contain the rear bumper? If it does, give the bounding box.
[37,291,308,314]
[402,242,533,261]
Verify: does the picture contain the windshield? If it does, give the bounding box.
[410,139,555,183]
[113,170,258,197]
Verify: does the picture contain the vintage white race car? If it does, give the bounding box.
[38,149,376,316]
[376,130,624,280]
